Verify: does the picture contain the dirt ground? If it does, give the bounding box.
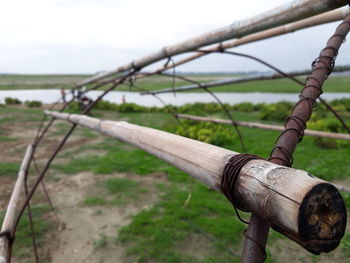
[45,171,163,263]
[1,105,349,263]
[0,107,164,262]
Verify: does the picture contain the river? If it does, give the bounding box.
[1,89,350,107]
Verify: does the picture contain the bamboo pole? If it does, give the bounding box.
[141,64,350,95]
[333,183,350,193]
[44,110,346,254]
[0,145,33,263]
[175,114,350,141]
[139,7,350,79]
[77,0,350,87]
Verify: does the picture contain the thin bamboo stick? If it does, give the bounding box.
[176,113,350,193]
[140,7,350,78]
[333,183,350,194]
[141,64,350,95]
[44,110,346,254]
[175,113,350,141]
[0,145,33,263]
[77,0,350,87]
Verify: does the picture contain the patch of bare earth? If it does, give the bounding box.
[0,177,16,209]
[175,232,219,261]
[44,171,165,263]
[269,235,348,263]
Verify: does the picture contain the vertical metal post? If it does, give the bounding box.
[240,13,350,263]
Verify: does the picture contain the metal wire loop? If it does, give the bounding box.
[286,115,306,130]
[302,85,323,96]
[0,229,14,246]
[269,145,293,166]
[299,95,318,108]
[220,154,263,224]
[131,60,142,71]
[218,42,225,53]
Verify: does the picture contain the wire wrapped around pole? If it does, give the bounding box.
[220,154,263,224]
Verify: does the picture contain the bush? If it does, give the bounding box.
[330,98,350,112]
[232,102,254,112]
[5,97,22,105]
[308,118,350,149]
[94,100,119,111]
[253,103,266,111]
[25,100,42,108]
[259,101,293,121]
[117,103,148,113]
[175,120,235,146]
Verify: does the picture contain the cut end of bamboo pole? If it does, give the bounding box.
[298,183,347,254]
[0,256,6,263]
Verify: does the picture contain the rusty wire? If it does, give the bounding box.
[139,70,247,152]
[269,16,350,167]
[23,176,39,263]
[196,48,350,135]
[127,79,190,135]
[8,71,136,262]
[32,156,61,224]
[221,153,263,224]
[3,10,350,263]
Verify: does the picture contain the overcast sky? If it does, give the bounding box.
[1,0,349,74]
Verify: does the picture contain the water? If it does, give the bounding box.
[1,89,350,107]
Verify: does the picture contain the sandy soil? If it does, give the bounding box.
[43,171,163,263]
[0,108,164,262]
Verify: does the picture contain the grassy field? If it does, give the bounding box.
[1,73,350,93]
[0,101,349,262]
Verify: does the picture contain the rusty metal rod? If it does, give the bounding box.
[241,13,350,263]
[77,0,350,87]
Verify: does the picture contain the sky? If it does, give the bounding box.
[1,0,349,74]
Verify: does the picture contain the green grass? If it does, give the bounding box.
[53,145,173,176]
[1,101,349,262]
[0,130,16,141]
[51,110,350,261]
[84,177,147,206]
[84,196,107,206]
[103,178,139,194]
[0,116,16,124]
[0,74,90,90]
[0,162,20,177]
[118,183,243,263]
[1,74,349,92]
[0,205,53,261]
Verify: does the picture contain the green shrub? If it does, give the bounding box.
[308,118,350,148]
[176,120,235,146]
[330,98,350,112]
[310,105,329,121]
[259,101,293,121]
[253,103,266,111]
[232,102,254,112]
[25,100,42,108]
[94,100,119,111]
[5,97,22,105]
[117,103,147,113]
